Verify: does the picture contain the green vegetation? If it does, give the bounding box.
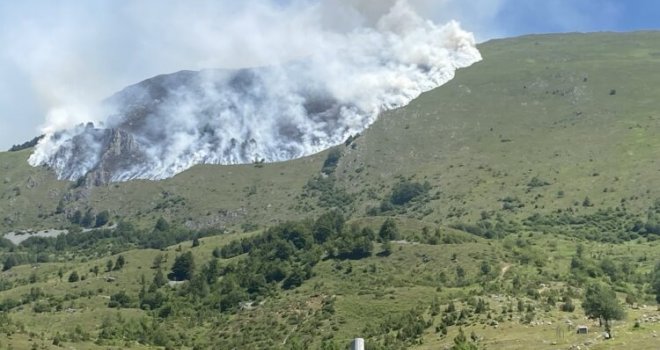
[2,32,660,349]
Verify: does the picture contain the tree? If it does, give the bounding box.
[155,217,170,232]
[108,291,132,308]
[582,282,625,335]
[390,181,428,205]
[192,237,200,248]
[451,327,479,350]
[68,271,80,283]
[113,255,125,270]
[91,265,99,276]
[95,210,110,227]
[106,259,114,272]
[170,251,195,281]
[153,268,167,288]
[380,240,393,256]
[379,218,400,241]
[2,255,18,271]
[152,254,165,269]
[282,268,305,290]
[321,148,342,175]
[652,262,660,304]
[81,210,95,228]
[480,261,492,276]
[70,210,82,224]
[313,210,345,243]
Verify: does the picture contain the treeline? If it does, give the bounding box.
[1,218,215,271]
[7,135,44,152]
[452,201,660,243]
[93,211,395,348]
[207,211,379,304]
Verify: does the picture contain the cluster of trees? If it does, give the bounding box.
[115,210,399,343]
[69,209,110,228]
[1,219,214,271]
[375,180,431,214]
[7,135,44,152]
[362,306,431,348]
[303,175,354,209]
[321,148,342,175]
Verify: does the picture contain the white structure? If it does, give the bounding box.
[351,338,365,350]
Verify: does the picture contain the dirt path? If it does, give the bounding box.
[500,263,512,278]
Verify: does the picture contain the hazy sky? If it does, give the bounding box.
[0,0,658,150]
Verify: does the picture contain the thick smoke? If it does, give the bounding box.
[29,0,481,181]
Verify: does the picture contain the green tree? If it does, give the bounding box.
[113,255,125,270]
[95,210,110,227]
[81,210,95,228]
[582,282,625,335]
[480,261,492,276]
[68,271,80,283]
[380,240,393,256]
[321,148,342,175]
[282,268,305,290]
[153,268,167,288]
[451,327,479,350]
[431,295,441,316]
[2,255,18,271]
[155,217,170,231]
[170,251,195,281]
[390,180,428,205]
[70,210,82,224]
[108,291,132,308]
[192,237,200,248]
[152,254,165,269]
[106,259,114,272]
[313,210,345,243]
[652,262,660,304]
[379,218,400,241]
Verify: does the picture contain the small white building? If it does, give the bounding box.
[351,338,365,350]
[576,325,588,334]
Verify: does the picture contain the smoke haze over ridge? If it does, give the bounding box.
[26,0,481,181]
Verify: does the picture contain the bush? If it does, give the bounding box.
[390,181,429,206]
[108,291,132,308]
[321,148,342,175]
[68,271,80,283]
[379,218,400,241]
[95,210,110,227]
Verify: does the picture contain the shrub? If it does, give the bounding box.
[390,181,429,205]
[68,271,80,283]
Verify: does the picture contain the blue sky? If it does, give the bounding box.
[493,0,659,37]
[0,0,658,149]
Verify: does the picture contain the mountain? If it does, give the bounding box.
[26,18,482,183]
[3,31,659,232]
[1,32,660,350]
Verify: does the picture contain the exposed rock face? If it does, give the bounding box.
[84,128,147,186]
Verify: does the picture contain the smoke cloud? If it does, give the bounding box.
[27,0,481,181]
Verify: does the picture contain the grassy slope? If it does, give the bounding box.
[335,31,660,223]
[1,32,660,349]
[2,32,660,232]
[1,228,658,349]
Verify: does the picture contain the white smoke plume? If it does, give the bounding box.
[28,0,481,181]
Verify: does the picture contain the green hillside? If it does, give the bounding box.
[3,32,660,232]
[1,32,660,350]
